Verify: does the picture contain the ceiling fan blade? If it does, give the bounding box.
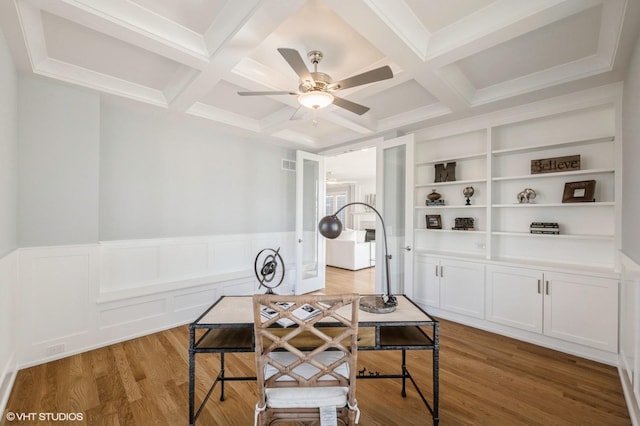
[237,91,296,96]
[278,48,314,84]
[330,65,393,91]
[332,96,370,115]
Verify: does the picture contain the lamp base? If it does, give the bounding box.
[359,295,397,314]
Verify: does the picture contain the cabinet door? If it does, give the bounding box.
[440,260,485,319]
[543,272,618,352]
[413,255,439,308]
[485,266,543,333]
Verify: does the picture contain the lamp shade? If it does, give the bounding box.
[298,91,334,110]
[318,215,343,239]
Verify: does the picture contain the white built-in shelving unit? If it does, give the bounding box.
[409,101,621,362]
[413,104,618,271]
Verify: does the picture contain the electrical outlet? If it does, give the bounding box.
[45,343,65,356]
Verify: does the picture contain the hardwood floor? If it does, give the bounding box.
[3,266,630,425]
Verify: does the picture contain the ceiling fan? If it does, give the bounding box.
[238,48,393,115]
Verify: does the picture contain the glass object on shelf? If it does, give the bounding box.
[463,186,474,205]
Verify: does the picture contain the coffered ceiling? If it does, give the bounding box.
[1,0,638,151]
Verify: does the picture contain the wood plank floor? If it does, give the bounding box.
[2,266,630,425]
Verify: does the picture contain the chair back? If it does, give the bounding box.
[252,293,360,423]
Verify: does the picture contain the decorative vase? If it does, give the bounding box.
[427,190,442,201]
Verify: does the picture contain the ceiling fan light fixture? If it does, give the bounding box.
[298,91,334,110]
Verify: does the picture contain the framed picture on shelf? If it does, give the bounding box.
[562,180,596,203]
[426,215,442,229]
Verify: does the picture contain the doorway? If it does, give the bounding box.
[324,148,377,294]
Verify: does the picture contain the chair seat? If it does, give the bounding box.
[265,386,348,408]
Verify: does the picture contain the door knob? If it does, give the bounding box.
[403,246,412,251]
[298,239,303,243]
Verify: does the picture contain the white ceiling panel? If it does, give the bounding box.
[456,5,602,89]
[2,0,635,151]
[405,0,496,32]
[41,12,187,90]
[130,0,228,34]
[361,79,439,120]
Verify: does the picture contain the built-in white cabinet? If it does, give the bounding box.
[485,265,619,352]
[414,255,484,319]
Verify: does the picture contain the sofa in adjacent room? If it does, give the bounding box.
[325,229,375,271]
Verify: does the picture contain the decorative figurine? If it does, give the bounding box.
[517,188,537,203]
[426,189,444,206]
[463,186,474,205]
[254,247,285,294]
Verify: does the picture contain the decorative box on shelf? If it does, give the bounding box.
[453,217,475,230]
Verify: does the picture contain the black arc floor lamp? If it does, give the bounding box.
[318,202,397,313]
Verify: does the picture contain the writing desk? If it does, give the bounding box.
[188,294,439,425]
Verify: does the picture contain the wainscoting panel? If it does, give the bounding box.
[15,232,294,368]
[211,237,253,274]
[17,245,99,365]
[0,250,17,416]
[99,298,166,329]
[101,242,162,291]
[620,253,640,425]
[173,287,218,313]
[165,241,209,281]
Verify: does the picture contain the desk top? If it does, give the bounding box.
[193,294,436,328]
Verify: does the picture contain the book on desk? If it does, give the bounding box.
[260,302,321,327]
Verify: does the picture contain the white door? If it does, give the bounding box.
[485,265,543,333]
[543,272,618,351]
[414,255,440,307]
[439,260,485,319]
[295,150,325,294]
[376,135,414,297]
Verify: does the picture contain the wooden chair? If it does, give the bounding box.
[252,293,360,426]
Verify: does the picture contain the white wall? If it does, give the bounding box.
[99,98,296,240]
[7,76,299,368]
[0,26,18,415]
[18,75,100,247]
[620,32,640,426]
[622,32,640,265]
[0,21,17,256]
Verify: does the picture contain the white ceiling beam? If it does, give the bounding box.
[361,0,431,60]
[321,111,376,135]
[377,103,452,132]
[168,0,306,112]
[324,0,425,71]
[186,102,260,132]
[39,58,168,106]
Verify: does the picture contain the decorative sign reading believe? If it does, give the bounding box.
[530,155,580,174]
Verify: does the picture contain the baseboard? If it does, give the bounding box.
[619,365,640,426]
[0,352,17,416]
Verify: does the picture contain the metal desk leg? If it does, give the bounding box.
[219,352,226,401]
[433,323,440,425]
[401,349,407,397]
[189,327,196,426]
